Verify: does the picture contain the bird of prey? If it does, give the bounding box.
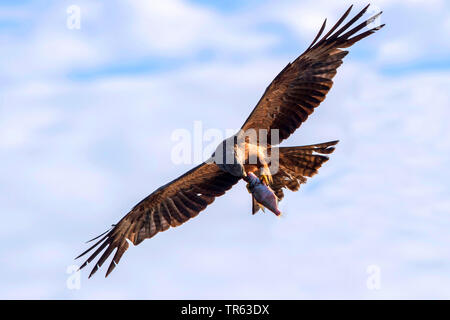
[77,5,384,278]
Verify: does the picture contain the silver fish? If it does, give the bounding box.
[246,172,281,216]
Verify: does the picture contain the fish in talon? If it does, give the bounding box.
[246,172,281,216]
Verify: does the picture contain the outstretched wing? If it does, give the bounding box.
[241,5,384,144]
[76,162,240,278]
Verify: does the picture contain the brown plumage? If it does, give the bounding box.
[76,163,240,278]
[77,5,383,277]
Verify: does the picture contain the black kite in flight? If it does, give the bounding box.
[77,5,384,277]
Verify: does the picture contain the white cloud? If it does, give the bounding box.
[0,0,449,299]
[125,0,278,56]
[378,38,420,63]
[2,56,449,298]
[0,108,57,148]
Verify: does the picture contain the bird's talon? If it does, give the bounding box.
[261,174,271,185]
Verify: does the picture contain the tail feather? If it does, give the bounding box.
[252,196,264,215]
[249,140,338,214]
[271,140,337,201]
[252,196,258,214]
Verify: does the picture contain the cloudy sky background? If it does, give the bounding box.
[0,0,449,299]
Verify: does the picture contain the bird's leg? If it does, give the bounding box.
[259,164,273,185]
[260,174,271,185]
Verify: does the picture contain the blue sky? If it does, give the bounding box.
[0,0,449,299]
